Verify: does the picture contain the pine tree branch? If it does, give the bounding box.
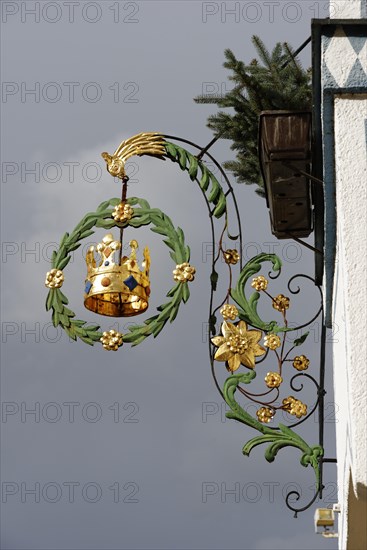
[193,35,312,195]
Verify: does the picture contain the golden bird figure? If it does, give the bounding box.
[102,132,166,180]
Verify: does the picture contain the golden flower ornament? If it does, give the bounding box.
[293,355,310,371]
[256,407,274,423]
[272,294,290,312]
[223,249,240,265]
[173,262,196,282]
[220,304,239,321]
[112,202,134,223]
[251,275,268,291]
[45,269,64,289]
[100,329,123,351]
[211,321,265,372]
[282,396,307,418]
[264,371,283,388]
[264,333,281,350]
[291,400,307,418]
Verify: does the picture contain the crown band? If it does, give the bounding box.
[84,291,149,317]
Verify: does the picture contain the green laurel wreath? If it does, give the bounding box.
[45,197,192,347]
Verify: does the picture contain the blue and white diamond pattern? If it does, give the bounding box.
[323,27,367,88]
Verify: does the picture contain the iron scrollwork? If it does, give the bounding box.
[162,136,330,516]
[211,253,328,516]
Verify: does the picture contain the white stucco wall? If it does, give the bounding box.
[317,3,367,547]
[334,0,367,18]
[332,94,367,549]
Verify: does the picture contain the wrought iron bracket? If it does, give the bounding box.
[70,131,334,516]
[161,135,333,516]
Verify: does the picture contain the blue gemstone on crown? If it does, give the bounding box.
[104,261,110,266]
[124,275,138,290]
[85,281,92,294]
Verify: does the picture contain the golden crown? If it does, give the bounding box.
[84,233,150,317]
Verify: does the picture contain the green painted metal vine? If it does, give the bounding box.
[231,253,282,332]
[223,372,323,487]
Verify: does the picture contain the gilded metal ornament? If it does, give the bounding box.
[223,249,240,265]
[173,262,196,282]
[45,268,64,289]
[251,275,268,291]
[293,355,310,371]
[101,138,228,219]
[264,333,281,350]
[220,304,238,320]
[211,320,265,372]
[100,329,123,351]
[101,132,166,180]
[272,293,290,312]
[85,234,150,317]
[112,202,134,223]
[256,406,274,423]
[264,371,283,388]
[282,396,308,418]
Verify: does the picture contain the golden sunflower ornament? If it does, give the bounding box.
[211,321,265,372]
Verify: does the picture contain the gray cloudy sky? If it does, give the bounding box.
[1,1,338,549]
